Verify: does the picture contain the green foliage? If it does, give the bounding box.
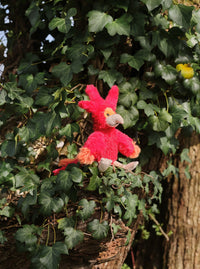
[87,219,109,240]
[0,0,200,267]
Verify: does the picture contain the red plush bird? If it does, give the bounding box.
[53,85,140,175]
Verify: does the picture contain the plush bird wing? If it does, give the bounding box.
[115,129,140,158]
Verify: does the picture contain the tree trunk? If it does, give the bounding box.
[163,132,200,269]
[134,132,200,269]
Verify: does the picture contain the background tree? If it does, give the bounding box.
[0,0,200,268]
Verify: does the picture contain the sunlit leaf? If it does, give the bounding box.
[88,11,113,32]
[87,219,109,239]
[105,14,132,36]
[141,0,162,11]
[49,17,67,33]
[57,217,75,230]
[180,148,192,163]
[168,4,194,29]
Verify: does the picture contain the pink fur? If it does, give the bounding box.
[53,85,140,175]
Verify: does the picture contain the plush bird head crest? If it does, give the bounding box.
[78,85,119,112]
[78,85,123,130]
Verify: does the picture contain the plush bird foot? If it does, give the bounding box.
[124,161,139,171]
[113,160,139,171]
[98,158,113,172]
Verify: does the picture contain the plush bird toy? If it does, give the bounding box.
[53,85,140,175]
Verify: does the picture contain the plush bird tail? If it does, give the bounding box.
[53,158,78,175]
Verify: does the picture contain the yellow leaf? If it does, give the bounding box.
[176,63,194,79]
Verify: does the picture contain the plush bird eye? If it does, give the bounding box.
[104,107,115,118]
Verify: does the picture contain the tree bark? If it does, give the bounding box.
[163,132,200,269]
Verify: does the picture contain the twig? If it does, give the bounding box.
[149,213,169,241]
[1,224,21,230]
[71,83,85,92]
[110,215,115,241]
[131,247,136,269]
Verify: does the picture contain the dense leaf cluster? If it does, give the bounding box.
[0,0,200,267]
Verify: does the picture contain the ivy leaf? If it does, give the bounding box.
[161,0,172,10]
[87,219,109,240]
[169,104,187,135]
[162,162,178,177]
[87,11,113,32]
[159,109,172,123]
[159,136,172,155]
[161,65,177,85]
[183,77,200,95]
[56,170,73,192]
[59,123,80,142]
[18,111,60,142]
[131,11,146,36]
[65,8,77,33]
[77,199,96,220]
[19,190,37,218]
[114,204,122,217]
[0,206,15,217]
[100,49,112,60]
[0,231,7,244]
[33,243,68,269]
[105,14,132,36]
[57,217,75,230]
[49,17,67,33]
[155,63,177,84]
[137,100,155,116]
[120,50,149,71]
[86,172,102,191]
[52,62,73,86]
[149,109,172,132]
[3,82,25,100]
[152,14,169,29]
[123,193,138,226]
[111,223,121,235]
[63,227,84,249]
[116,105,139,129]
[180,148,192,163]
[141,0,162,11]
[98,69,121,87]
[69,167,83,184]
[192,10,200,33]
[0,89,7,105]
[15,224,42,247]
[1,139,16,157]
[15,167,40,193]
[130,175,143,189]
[25,1,40,27]
[168,4,194,30]
[18,74,37,94]
[119,91,138,108]
[39,192,64,216]
[66,143,78,159]
[35,87,54,106]
[184,165,191,179]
